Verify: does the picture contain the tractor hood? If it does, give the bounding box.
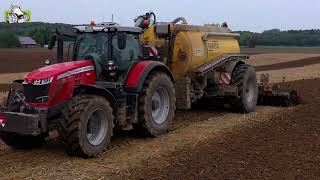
[24,60,95,83]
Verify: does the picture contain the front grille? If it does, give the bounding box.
[23,84,51,103]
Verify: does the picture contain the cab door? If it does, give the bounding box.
[112,34,141,73]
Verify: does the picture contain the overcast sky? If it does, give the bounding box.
[1,0,320,32]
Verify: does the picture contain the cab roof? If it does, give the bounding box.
[73,23,142,34]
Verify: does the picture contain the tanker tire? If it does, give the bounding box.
[231,64,258,113]
[0,132,46,150]
[59,95,114,158]
[137,72,176,136]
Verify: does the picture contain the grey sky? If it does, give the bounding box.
[1,0,320,32]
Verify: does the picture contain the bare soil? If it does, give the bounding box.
[241,47,320,55]
[0,49,56,73]
[247,53,320,67]
[127,78,320,179]
[0,49,320,179]
[256,63,320,83]
[255,56,320,72]
[0,79,318,179]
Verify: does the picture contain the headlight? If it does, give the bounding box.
[108,61,114,66]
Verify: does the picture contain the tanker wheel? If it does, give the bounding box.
[231,64,258,113]
[0,132,46,150]
[137,72,176,136]
[59,95,114,158]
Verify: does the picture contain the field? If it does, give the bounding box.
[241,47,320,55]
[0,48,320,179]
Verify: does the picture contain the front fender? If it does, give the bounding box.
[74,84,117,112]
[125,61,174,93]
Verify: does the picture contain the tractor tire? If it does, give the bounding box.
[137,72,176,136]
[59,95,114,158]
[0,132,46,149]
[231,64,258,113]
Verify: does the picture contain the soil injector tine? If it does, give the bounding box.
[257,73,301,107]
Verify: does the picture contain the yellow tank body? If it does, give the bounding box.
[141,23,241,80]
[171,30,240,79]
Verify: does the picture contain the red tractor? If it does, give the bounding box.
[0,24,176,157]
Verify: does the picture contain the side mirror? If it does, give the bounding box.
[117,33,127,50]
[48,35,56,50]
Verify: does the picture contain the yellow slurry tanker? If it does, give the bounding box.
[136,12,258,111]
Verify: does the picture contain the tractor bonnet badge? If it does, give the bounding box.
[4,4,32,24]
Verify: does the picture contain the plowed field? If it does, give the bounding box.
[0,48,320,179]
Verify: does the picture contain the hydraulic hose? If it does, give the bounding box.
[172,17,188,24]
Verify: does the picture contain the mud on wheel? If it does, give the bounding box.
[231,64,258,113]
[137,72,176,136]
[59,95,114,158]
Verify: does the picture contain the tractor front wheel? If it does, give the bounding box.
[137,73,176,136]
[59,95,114,158]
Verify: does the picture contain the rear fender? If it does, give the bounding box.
[125,61,174,93]
[74,84,117,113]
[223,60,245,74]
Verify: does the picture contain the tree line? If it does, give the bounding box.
[0,22,319,48]
[0,22,73,48]
[237,29,320,47]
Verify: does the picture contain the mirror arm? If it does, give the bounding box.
[56,34,64,63]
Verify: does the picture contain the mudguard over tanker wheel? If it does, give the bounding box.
[59,95,114,158]
[231,64,258,113]
[137,72,176,136]
[0,132,46,150]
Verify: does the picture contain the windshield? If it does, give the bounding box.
[75,32,108,60]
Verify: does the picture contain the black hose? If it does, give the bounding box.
[172,17,188,24]
[149,12,156,25]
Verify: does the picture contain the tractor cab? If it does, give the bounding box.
[50,23,143,82]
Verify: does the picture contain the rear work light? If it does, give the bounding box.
[0,113,7,127]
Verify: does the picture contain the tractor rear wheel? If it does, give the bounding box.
[59,95,114,158]
[0,132,46,149]
[137,73,176,136]
[231,64,258,113]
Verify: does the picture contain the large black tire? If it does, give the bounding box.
[0,132,46,149]
[137,72,176,136]
[231,64,258,113]
[59,95,114,158]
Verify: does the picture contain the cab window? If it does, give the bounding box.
[112,34,141,71]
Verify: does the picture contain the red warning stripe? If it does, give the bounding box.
[148,46,158,58]
[219,72,231,85]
